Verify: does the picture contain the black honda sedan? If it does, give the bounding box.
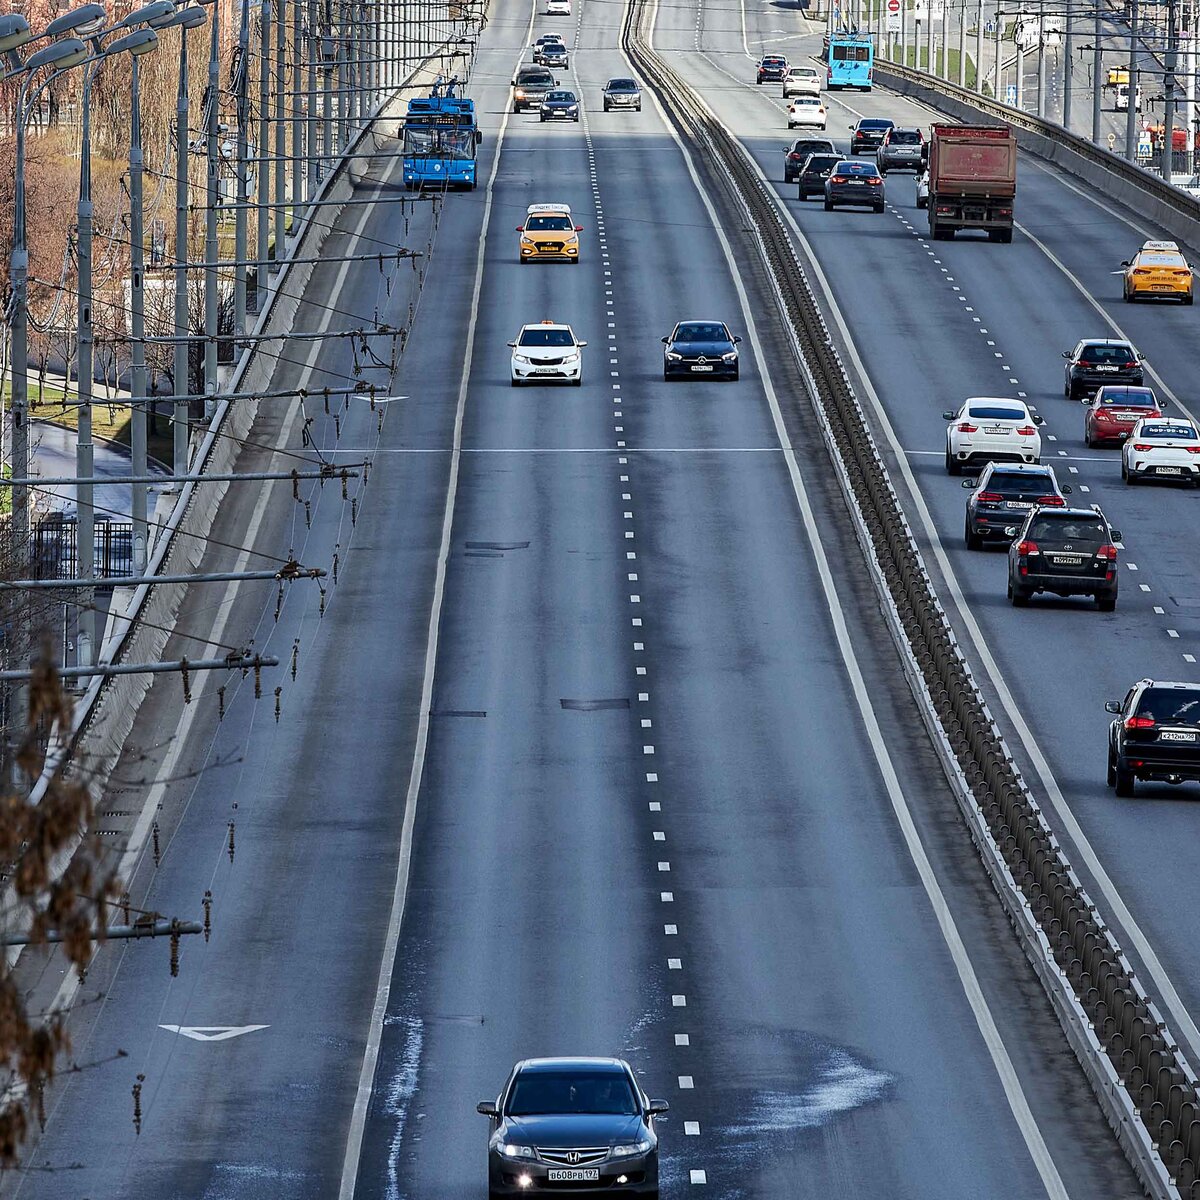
[479,1058,668,1198]
[662,319,741,380]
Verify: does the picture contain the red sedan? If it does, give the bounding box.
[1084,384,1163,447]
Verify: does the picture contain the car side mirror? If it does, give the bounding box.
[1120,260,1130,267]
[577,341,588,347]
[661,336,669,343]
[733,335,742,343]
[941,410,954,420]
[507,341,517,348]
[1033,415,1045,425]
[477,1101,498,1117]
[476,130,483,145]
[1105,700,1122,714]
[848,123,855,130]
[516,226,524,231]
[575,225,584,231]
[1080,396,1093,405]
[961,479,978,489]
[1110,529,1123,542]
[1061,484,1073,494]
[555,78,560,84]
[1061,351,1071,358]
[647,1099,670,1115]
[511,78,516,85]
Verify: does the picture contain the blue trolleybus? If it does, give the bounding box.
[402,79,481,190]
[826,35,873,90]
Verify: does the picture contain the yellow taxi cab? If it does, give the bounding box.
[516,203,582,264]
[1121,240,1194,304]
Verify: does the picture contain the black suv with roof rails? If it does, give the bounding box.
[1063,338,1145,400]
[1106,680,1200,796]
[961,462,1072,550]
[1005,505,1121,609]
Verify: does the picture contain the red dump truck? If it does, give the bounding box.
[926,124,1017,243]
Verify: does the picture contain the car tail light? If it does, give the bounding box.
[1015,425,1037,436]
[936,205,955,214]
[1132,443,1153,452]
[1037,495,1065,506]
[1132,268,1152,276]
[1186,446,1200,454]
[1125,715,1156,730]
[830,175,847,183]
[977,491,1003,502]
[1017,540,1039,556]
[1123,360,1138,368]
[868,176,883,185]
[789,152,802,160]
[1097,544,1118,561]
[956,422,978,433]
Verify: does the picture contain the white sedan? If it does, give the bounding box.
[546,0,570,13]
[1121,416,1200,484]
[943,397,1043,475]
[509,320,586,386]
[787,97,827,129]
[782,67,822,97]
[916,167,929,209]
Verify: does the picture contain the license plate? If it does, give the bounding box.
[1160,731,1198,742]
[1051,555,1083,565]
[984,426,1009,434]
[1156,466,1183,475]
[548,1169,601,1181]
[690,364,714,372]
[849,179,865,185]
[533,367,559,374]
[1095,365,1119,372]
[1006,501,1033,509]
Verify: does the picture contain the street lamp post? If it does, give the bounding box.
[1125,0,1139,159]
[257,0,272,304]
[975,0,984,91]
[203,0,221,417]
[1036,0,1046,118]
[234,0,251,336]
[1092,0,1102,143]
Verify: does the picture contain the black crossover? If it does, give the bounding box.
[1107,680,1200,796]
[1063,338,1145,400]
[1006,505,1120,609]
[783,136,836,182]
[962,462,1072,549]
[662,320,741,380]
[479,1057,668,1198]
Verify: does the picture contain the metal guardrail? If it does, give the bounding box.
[623,5,1200,1197]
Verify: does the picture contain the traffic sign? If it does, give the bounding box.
[1005,83,1017,106]
[886,0,900,31]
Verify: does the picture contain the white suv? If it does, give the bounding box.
[944,397,1043,474]
[1121,416,1200,484]
[509,321,586,386]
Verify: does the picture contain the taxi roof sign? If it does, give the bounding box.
[527,203,571,215]
[1141,239,1179,251]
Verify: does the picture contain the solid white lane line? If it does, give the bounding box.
[638,13,1069,1194]
[336,17,532,1197]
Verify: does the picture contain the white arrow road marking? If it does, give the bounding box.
[159,1025,269,1042]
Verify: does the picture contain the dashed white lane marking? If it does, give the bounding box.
[1128,562,1140,571]
[671,994,686,1005]
[653,830,666,840]
[1186,654,1197,663]
[661,891,673,902]
[1168,629,1180,638]
[1140,584,1152,592]
[665,923,677,934]
[678,1076,694,1089]
[690,1169,707,1184]
[668,958,683,969]
[1154,607,1165,615]
[684,1121,701,1135]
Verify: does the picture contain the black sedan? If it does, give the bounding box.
[479,1058,668,1198]
[824,160,885,212]
[962,462,1072,550]
[783,136,836,182]
[848,117,894,154]
[603,77,642,110]
[540,89,580,121]
[1063,337,1145,400]
[1107,680,1200,796]
[797,152,841,199]
[662,319,741,380]
[1006,505,1120,609]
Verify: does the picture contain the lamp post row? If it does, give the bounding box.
[5,0,434,667]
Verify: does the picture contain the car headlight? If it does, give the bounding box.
[665,351,682,361]
[610,1138,654,1158]
[513,354,531,364]
[722,352,737,362]
[565,235,578,244]
[495,1142,536,1159]
[563,350,580,362]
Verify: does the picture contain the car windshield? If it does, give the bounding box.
[674,323,729,343]
[518,72,553,86]
[794,141,834,154]
[792,97,820,105]
[1079,344,1134,363]
[762,57,786,66]
[526,215,572,231]
[790,68,817,77]
[967,404,1025,421]
[546,91,576,102]
[1136,690,1200,724]
[1098,388,1155,406]
[837,161,876,174]
[508,1072,639,1116]
[607,79,637,90]
[889,130,922,144]
[860,119,892,130]
[1027,517,1106,541]
[988,472,1053,494]
[519,328,575,347]
[1139,424,1198,440]
[804,155,841,171]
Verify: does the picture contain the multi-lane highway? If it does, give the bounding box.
[9,0,1200,1195]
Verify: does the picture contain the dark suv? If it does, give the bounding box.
[1063,338,1145,400]
[876,127,925,173]
[1106,681,1200,797]
[783,136,836,182]
[962,462,1072,549]
[797,153,841,199]
[479,1057,668,1198]
[1006,505,1120,609]
[512,66,557,112]
[849,117,894,154]
[757,55,788,83]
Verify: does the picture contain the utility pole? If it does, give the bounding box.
[1126,0,1139,159]
[273,0,287,273]
[78,69,99,670]
[975,0,983,90]
[1036,0,1047,117]
[174,22,193,480]
[958,0,966,85]
[1186,0,1196,174]
[1162,0,1179,178]
[1093,0,1102,142]
[292,0,306,229]
[257,0,272,304]
[993,0,1001,98]
[1062,0,1073,129]
[235,0,251,336]
[1017,30,1025,106]
[129,54,151,575]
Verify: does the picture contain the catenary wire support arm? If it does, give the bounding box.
[0,919,203,946]
[3,566,326,590]
[0,654,281,683]
[5,466,364,487]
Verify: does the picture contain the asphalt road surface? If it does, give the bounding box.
[4,0,1185,1196]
